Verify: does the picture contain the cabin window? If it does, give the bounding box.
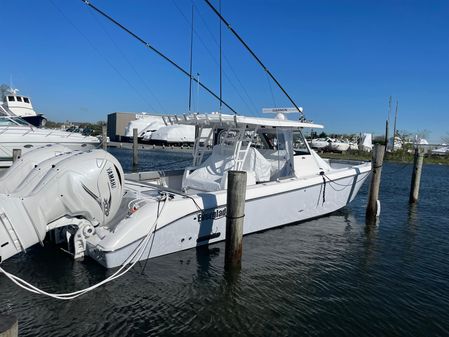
[16,96,23,102]
[293,131,310,155]
[7,96,15,102]
[258,132,278,150]
[23,97,30,103]
[0,118,16,126]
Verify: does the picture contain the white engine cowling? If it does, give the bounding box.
[0,149,124,263]
[0,144,74,194]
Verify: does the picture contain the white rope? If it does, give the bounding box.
[0,197,168,300]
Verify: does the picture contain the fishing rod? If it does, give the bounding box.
[80,0,238,115]
[203,0,304,120]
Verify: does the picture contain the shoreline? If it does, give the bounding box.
[320,150,449,166]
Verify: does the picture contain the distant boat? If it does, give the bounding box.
[327,139,350,152]
[309,137,331,150]
[0,114,100,167]
[124,112,207,146]
[358,133,373,152]
[432,145,449,155]
[387,136,403,151]
[1,88,47,127]
[124,113,165,139]
[309,137,351,152]
[149,124,196,145]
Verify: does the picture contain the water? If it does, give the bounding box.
[1,149,449,336]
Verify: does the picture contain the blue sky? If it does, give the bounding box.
[1,0,448,142]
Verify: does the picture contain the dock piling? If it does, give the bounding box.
[101,125,107,150]
[225,171,247,271]
[0,314,18,337]
[132,128,138,166]
[366,144,385,221]
[12,149,21,163]
[409,147,424,203]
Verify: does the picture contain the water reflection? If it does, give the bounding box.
[195,246,220,279]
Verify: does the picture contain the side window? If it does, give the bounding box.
[23,97,30,103]
[293,131,310,155]
[8,96,15,102]
[16,96,23,102]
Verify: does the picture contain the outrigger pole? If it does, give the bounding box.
[188,6,194,112]
[80,0,238,115]
[203,0,304,120]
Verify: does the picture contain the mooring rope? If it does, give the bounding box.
[322,173,368,191]
[0,195,168,300]
[321,175,326,204]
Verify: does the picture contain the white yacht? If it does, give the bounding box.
[0,111,371,268]
[1,88,47,127]
[0,114,100,167]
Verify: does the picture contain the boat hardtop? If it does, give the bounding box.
[163,112,324,129]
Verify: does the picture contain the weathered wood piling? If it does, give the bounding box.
[366,144,385,221]
[225,171,247,271]
[12,149,21,163]
[409,147,424,203]
[102,125,108,150]
[0,314,18,337]
[132,128,138,166]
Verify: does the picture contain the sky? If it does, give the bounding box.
[1,0,448,142]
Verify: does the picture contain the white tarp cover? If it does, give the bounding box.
[182,144,271,191]
[151,125,195,143]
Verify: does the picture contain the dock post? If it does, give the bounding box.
[132,128,138,166]
[366,144,385,221]
[409,147,424,203]
[225,171,247,271]
[0,314,18,337]
[12,149,21,163]
[101,125,107,150]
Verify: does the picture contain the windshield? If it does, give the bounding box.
[0,116,32,127]
[293,130,310,155]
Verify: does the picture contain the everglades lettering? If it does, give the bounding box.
[197,207,227,222]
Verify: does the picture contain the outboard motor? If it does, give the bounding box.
[0,149,124,263]
[0,144,73,194]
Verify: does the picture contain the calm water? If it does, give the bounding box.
[1,148,449,337]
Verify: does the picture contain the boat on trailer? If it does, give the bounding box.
[0,111,371,268]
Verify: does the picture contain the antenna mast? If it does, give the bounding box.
[392,99,398,150]
[219,0,223,112]
[188,6,194,112]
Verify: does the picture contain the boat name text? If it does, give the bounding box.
[197,207,227,222]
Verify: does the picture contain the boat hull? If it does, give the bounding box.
[88,163,371,268]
